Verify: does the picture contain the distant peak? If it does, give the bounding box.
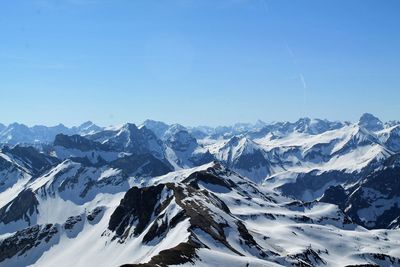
[295,117,311,124]
[113,123,139,135]
[9,122,27,127]
[79,121,94,127]
[358,113,383,132]
[226,135,254,147]
[359,113,380,121]
[168,123,187,132]
[254,119,267,128]
[143,119,168,126]
[122,122,138,129]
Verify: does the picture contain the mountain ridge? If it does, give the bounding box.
[0,113,400,266]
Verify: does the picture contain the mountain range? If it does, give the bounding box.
[0,113,399,266]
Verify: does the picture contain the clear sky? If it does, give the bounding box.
[1,0,399,127]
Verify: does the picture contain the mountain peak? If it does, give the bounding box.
[76,121,102,135]
[8,122,29,128]
[164,124,187,136]
[142,119,168,127]
[358,113,383,132]
[120,123,139,132]
[140,120,170,139]
[296,117,312,123]
[79,121,94,128]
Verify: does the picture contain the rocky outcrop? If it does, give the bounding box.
[0,189,38,225]
[0,224,58,263]
[320,154,400,229]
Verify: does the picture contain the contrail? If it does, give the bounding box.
[285,41,308,115]
[259,2,308,115]
[260,0,269,14]
[285,42,296,63]
[299,73,307,89]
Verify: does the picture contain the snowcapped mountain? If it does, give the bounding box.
[207,136,271,183]
[52,133,124,165]
[188,121,268,140]
[87,123,165,160]
[252,123,392,201]
[0,162,399,266]
[0,152,172,234]
[73,121,103,136]
[0,146,59,204]
[0,123,40,145]
[137,122,215,169]
[358,113,384,132]
[0,113,400,266]
[162,124,214,169]
[379,125,400,152]
[247,118,346,140]
[140,120,170,140]
[0,122,104,145]
[320,153,400,229]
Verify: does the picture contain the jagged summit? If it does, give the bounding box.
[140,119,169,139]
[358,112,384,132]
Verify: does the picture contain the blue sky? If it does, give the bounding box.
[1,0,399,127]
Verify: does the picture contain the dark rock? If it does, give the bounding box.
[87,206,105,223]
[2,145,59,175]
[54,134,109,151]
[0,224,58,262]
[0,189,38,225]
[320,185,347,209]
[108,184,166,237]
[110,153,172,177]
[63,215,82,230]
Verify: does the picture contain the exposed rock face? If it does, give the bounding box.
[213,137,271,183]
[86,206,105,223]
[121,241,199,267]
[0,161,399,267]
[26,153,172,205]
[109,184,166,237]
[110,153,172,177]
[63,215,83,230]
[88,124,164,159]
[165,127,197,152]
[0,189,38,225]
[0,155,13,173]
[140,120,169,140]
[1,145,59,175]
[0,224,58,262]
[319,184,347,209]
[54,134,109,152]
[108,166,277,266]
[279,170,359,201]
[161,124,215,169]
[320,154,400,229]
[358,113,384,132]
[385,126,400,152]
